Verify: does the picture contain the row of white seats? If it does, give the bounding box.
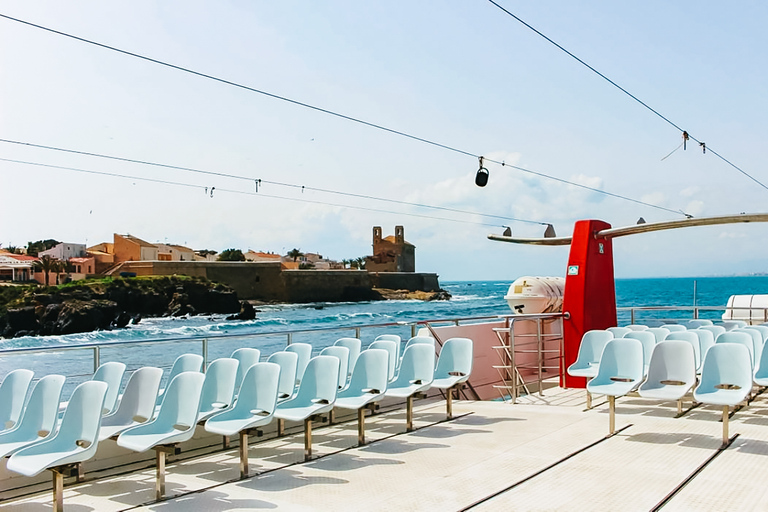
[0,337,473,509]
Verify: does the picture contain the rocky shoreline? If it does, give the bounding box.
[0,276,251,339]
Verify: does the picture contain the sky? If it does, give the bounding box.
[2,1,768,281]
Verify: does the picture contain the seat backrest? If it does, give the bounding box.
[643,340,696,388]
[0,369,34,430]
[721,320,747,331]
[625,324,649,331]
[92,362,126,414]
[687,319,713,328]
[744,325,768,344]
[646,327,671,343]
[734,328,763,368]
[168,354,204,382]
[697,343,753,396]
[105,367,163,424]
[57,380,109,454]
[700,325,726,339]
[156,372,206,431]
[338,349,389,399]
[624,331,658,371]
[12,374,65,439]
[334,338,361,374]
[404,336,435,352]
[715,331,754,368]
[591,338,644,386]
[693,328,716,362]
[369,340,397,381]
[392,344,435,387]
[232,362,281,415]
[572,330,614,367]
[293,355,340,405]
[266,351,298,399]
[666,331,702,370]
[375,334,402,362]
[199,358,239,412]
[319,346,349,389]
[606,327,631,338]
[285,343,313,384]
[231,348,261,393]
[661,324,687,332]
[435,338,473,382]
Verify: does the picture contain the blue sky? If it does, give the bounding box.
[2,1,768,281]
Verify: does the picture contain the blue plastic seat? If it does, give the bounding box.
[431,338,473,419]
[687,319,713,328]
[274,355,340,461]
[334,338,362,378]
[99,367,163,441]
[7,380,108,512]
[368,339,398,382]
[92,362,126,415]
[586,338,644,434]
[385,343,435,431]
[334,349,389,445]
[157,354,203,406]
[205,362,280,478]
[0,369,34,431]
[623,331,656,376]
[231,348,261,395]
[661,324,687,332]
[715,331,754,369]
[567,330,614,408]
[117,371,206,500]
[638,341,697,415]
[267,351,299,401]
[646,327,671,343]
[0,374,65,458]
[285,343,312,386]
[607,327,631,338]
[666,331,702,372]
[197,358,239,422]
[694,343,752,445]
[319,345,350,390]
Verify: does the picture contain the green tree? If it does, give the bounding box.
[3,245,20,254]
[341,258,350,269]
[217,248,245,261]
[287,248,303,262]
[27,239,59,257]
[355,257,367,270]
[34,255,59,286]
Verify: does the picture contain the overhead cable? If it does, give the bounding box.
[0,14,686,216]
[486,0,768,191]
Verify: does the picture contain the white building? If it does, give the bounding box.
[39,242,86,260]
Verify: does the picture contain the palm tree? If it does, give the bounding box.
[33,255,58,286]
[355,257,367,270]
[341,258,350,269]
[287,248,303,262]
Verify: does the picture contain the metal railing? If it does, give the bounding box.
[618,305,767,325]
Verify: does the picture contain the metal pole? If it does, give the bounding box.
[93,346,100,373]
[693,280,698,316]
[304,418,313,461]
[155,448,166,501]
[631,308,635,324]
[202,338,209,371]
[357,408,365,446]
[537,318,543,396]
[354,327,361,339]
[239,432,249,479]
[287,332,293,346]
[510,320,517,403]
[410,323,417,338]
[609,396,616,435]
[406,395,414,431]
[52,469,64,512]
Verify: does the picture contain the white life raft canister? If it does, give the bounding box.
[505,276,565,314]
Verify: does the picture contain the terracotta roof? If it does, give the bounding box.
[383,235,414,246]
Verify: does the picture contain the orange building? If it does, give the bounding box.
[365,226,415,273]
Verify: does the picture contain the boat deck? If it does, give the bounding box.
[4,384,768,511]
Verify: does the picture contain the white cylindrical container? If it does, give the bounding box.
[723,295,768,325]
[504,276,565,314]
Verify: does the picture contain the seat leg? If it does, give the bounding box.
[223,435,230,450]
[328,409,335,425]
[677,398,683,416]
[239,432,249,479]
[304,417,313,461]
[406,395,414,432]
[608,395,616,435]
[277,418,285,436]
[155,448,166,501]
[357,408,366,446]
[51,468,64,512]
[76,462,85,483]
[446,387,454,420]
[722,405,729,446]
[586,389,592,409]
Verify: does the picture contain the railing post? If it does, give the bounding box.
[410,323,417,338]
[202,338,209,371]
[510,320,517,403]
[355,327,361,339]
[93,346,100,373]
[630,308,635,325]
[287,332,293,346]
[537,317,543,396]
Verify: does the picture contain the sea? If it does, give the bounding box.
[2,276,767,395]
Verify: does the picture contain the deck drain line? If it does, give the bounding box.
[459,424,633,511]
[649,433,739,512]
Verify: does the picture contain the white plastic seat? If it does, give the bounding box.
[606,327,631,338]
[431,338,473,419]
[736,328,764,369]
[205,362,280,478]
[374,334,402,363]
[693,328,716,367]
[586,338,644,434]
[700,325,727,340]
[285,343,312,386]
[625,324,649,331]
[646,327,671,343]
[0,369,34,431]
[266,351,299,401]
[721,320,748,331]
[566,330,614,408]
[744,325,768,345]
[117,372,206,500]
[334,349,389,446]
[666,331,702,372]
[197,358,239,423]
[231,348,261,395]
[7,380,108,512]
[624,331,657,376]
[753,340,768,387]
[0,374,65,458]
[715,331,754,369]
[638,341,697,415]
[368,339,398,382]
[385,343,435,432]
[92,362,126,415]
[687,319,713,328]
[662,324,687,332]
[99,367,163,441]
[334,338,361,378]
[694,343,753,445]
[319,345,350,390]
[157,354,203,406]
[274,355,340,461]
